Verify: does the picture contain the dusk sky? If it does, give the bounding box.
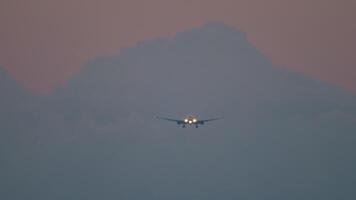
[1,4,356,198]
[1,0,355,93]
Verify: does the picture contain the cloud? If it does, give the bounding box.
[1,22,356,200]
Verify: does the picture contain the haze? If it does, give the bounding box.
[1,23,356,199]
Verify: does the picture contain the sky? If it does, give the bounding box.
[0,0,355,93]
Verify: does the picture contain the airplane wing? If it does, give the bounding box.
[156,116,184,124]
[198,117,223,124]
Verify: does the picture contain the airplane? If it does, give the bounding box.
[156,115,222,128]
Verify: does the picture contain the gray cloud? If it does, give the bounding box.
[1,22,356,200]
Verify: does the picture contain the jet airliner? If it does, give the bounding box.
[156,115,222,128]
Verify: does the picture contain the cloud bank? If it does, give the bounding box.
[1,22,356,200]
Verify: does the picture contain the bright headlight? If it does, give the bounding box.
[184,119,188,123]
[193,118,197,123]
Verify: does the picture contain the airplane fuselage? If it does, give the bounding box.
[178,116,202,128]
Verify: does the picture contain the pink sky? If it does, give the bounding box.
[1,0,355,93]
